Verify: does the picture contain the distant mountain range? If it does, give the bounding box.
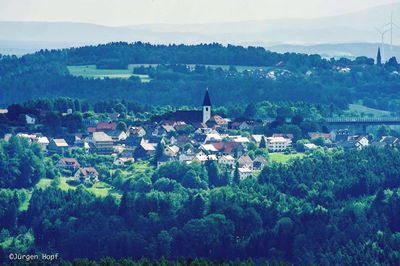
[2,2,400,58]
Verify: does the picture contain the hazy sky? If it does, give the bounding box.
[0,0,399,26]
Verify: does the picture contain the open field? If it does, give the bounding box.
[348,104,391,117]
[67,65,151,82]
[269,153,305,164]
[35,177,121,198]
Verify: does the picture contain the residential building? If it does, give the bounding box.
[58,158,80,172]
[218,155,235,167]
[134,140,156,158]
[253,156,267,170]
[92,132,113,155]
[74,167,99,183]
[113,157,134,167]
[128,126,146,137]
[266,137,292,152]
[164,145,180,157]
[238,155,253,170]
[48,138,69,153]
[238,167,253,180]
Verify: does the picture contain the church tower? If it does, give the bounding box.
[202,88,212,123]
[377,47,382,65]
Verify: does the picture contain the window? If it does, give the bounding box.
[205,107,209,111]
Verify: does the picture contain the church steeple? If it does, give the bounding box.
[202,88,212,123]
[377,47,382,65]
[202,88,212,107]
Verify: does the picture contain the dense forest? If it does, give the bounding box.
[1,135,400,264]
[0,42,400,112]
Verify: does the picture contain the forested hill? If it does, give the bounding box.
[25,42,330,68]
[1,42,400,111]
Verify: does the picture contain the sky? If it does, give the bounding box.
[0,0,399,26]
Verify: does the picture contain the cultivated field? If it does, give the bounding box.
[67,65,151,82]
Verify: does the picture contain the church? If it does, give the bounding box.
[162,89,213,124]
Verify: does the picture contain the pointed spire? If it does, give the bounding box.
[202,88,212,106]
[377,47,382,65]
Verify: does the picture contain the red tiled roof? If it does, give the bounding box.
[87,127,97,133]
[79,167,98,176]
[96,122,117,130]
[211,141,240,154]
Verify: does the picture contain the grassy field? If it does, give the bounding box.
[67,65,151,82]
[348,104,391,117]
[269,153,305,164]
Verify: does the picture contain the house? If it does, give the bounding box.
[96,122,117,132]
[266,137,292,152]
[351,135,369,149]
[238,155,253,170]
[108,130,128,142]
[253,156,267,170]
[206,115,228,128]
[113,157,134,167]
[252,135,265,147]
[212,141,244,156]
[238,167,253,180]
[134,140,156,158]
[164,145,180,157]
[48,138,69,153]
[74,167,99,183]
[218,155,235,167]
[25,114,36,125]
[34,136,49,150]
[232,136,250,143]
[379,136,399,146]
[308,132,333,142]
[92,132,114,155]
[193,153,218,164]
[174,122,191,133]
[58,158,80,172]
[179,152,196,164]
[304,143,318,151]
[124,136,143,148]
[162,125,176,134]
[333,129,350,142]
[157,155,177,167]
[205,133,223,143]
[340,135,369,150]
[200,144,219,154]
[128,126,146,137]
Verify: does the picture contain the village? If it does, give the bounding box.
[2,89,399,185]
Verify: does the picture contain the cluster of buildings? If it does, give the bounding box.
[3,90,400,183]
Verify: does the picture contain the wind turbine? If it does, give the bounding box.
[380,12,400,51]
